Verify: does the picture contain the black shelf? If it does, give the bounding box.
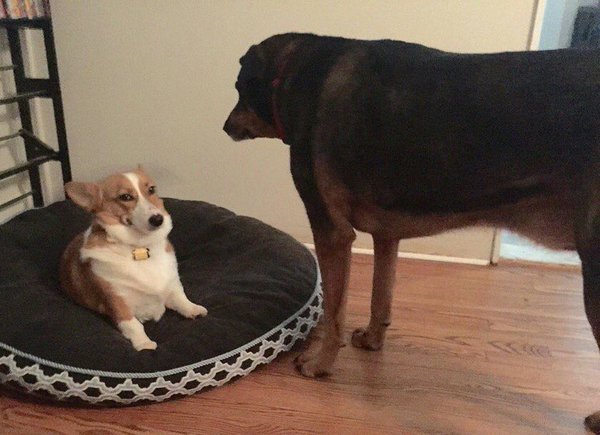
[0,90,48,104]
[0,131,21,142]
[0,17,51,29]
[0,17,71,209]
[0,152,57,180]
[0,191,33,212]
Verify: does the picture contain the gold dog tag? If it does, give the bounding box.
[132,247,150,261]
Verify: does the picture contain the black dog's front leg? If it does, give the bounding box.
[295,227,354,377]
[351,236,399,350]
[289,142,356,377]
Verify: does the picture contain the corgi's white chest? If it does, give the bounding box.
[83,243,178,295]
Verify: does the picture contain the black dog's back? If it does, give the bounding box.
[294,36,600,213]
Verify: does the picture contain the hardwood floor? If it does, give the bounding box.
[1,255,599,434]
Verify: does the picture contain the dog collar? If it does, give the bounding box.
[271,77,286,141]
[132,247,150,261]
[271,54,293,142]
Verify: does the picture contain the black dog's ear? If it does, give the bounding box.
[239,44,267,83]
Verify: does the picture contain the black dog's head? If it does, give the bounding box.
[223,33,306,142]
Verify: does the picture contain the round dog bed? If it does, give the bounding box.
[0,198,321,405]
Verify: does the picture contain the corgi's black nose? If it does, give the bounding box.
[149,214,164,227]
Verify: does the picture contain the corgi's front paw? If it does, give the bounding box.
[181,302,208,319]
[134,339,157,351]
[119,319,157,351]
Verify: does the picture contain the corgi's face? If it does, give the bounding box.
[65,168,172,245]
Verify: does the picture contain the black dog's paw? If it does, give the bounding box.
[351,327,386,351]
[585,411,600,434]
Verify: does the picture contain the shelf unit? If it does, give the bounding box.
[0,17,71,211]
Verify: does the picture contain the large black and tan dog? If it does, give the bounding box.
[223,33,600,430]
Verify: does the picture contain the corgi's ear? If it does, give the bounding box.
[65,182,103,212]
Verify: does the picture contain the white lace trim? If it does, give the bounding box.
[0,267,322,404]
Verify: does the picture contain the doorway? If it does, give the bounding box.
[498,0,597,266]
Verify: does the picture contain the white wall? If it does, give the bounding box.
[50,0,537,254]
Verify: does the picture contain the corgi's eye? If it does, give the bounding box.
[148,186,156,195]
[118,193,134,202]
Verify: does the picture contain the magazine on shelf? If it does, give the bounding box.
[2,0,50,19]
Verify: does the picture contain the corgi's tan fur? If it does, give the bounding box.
[60,168,207,351]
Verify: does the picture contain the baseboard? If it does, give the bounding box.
[303,243,490,266]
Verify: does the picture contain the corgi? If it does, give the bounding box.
[59,167,207,351]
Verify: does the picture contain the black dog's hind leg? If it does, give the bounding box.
[583,247,600,434]
[576,169,600,434]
